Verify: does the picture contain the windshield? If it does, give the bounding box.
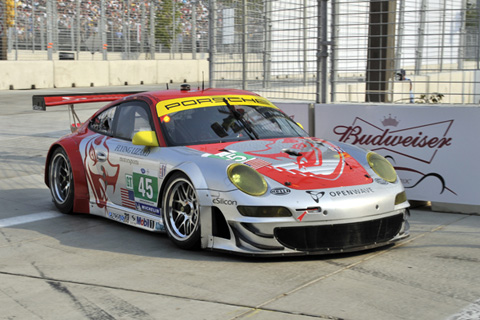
[159,104,307,146]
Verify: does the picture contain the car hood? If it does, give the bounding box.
[188,137,373,190]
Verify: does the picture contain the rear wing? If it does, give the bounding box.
[32,92,144,110]
[32,91,144,132]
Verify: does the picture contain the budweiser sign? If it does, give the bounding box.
[328,114,456,197]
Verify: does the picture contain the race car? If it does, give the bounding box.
[34,86,410,256]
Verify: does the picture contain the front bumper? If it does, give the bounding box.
[207,208,410,256]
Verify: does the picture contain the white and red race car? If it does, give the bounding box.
[34,86,409,256]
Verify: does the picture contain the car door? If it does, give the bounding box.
[81,105,121,212]
[106,101,163,218]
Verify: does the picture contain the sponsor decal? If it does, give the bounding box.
[270,188,291,195]
[306,191,325,203]
[374,178,389,185]
[125,174,134,190]
[133,169,159,206]
[119,156,139,165]
[206,150,255,162]
[108,212,129,223]
[203,150,271,169]
[155,222,166,231]
[159,164,167,179]
[212,198,238,206]
[156,95,276,116]
[136,216,156,229]
[329,187,374,197]
[136,203,161,216]
[114,145,150,157]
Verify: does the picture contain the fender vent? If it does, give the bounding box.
[212,207,231,240]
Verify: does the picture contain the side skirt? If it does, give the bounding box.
[90,201,166,232]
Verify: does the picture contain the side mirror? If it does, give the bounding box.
[297,122,304,130]
[132,131,159,147]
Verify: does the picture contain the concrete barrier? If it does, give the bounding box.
[54,61,110,88]
[157,60,209,84]
[109,60,158,86]
[0,59,209,90]
[0,61,54,89]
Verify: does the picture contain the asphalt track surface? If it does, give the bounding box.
[0,86,479,320]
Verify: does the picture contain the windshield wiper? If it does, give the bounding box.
[223,98,259,139]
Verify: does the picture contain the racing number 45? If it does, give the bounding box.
[133,173,159,204]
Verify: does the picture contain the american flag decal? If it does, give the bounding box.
[121,188,136,210]
[244,158,270,170]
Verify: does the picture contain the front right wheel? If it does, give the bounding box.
[162,173,201,249]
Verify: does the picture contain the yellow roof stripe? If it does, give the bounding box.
[156,95,277,117]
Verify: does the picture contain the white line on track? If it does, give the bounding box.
[446,299,480,320]
[0,211,63,228]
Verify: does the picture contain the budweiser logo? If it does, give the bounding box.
[334,126,452,149]
[332,117,454,164]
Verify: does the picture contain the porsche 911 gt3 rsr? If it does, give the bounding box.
[34,86,410,256]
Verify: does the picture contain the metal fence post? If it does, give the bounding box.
[46,0,53,60]
[263,0,272,89]
[208,0,216,88]
[477,0,480,70]
[192,0,197,59]
[14,0,17,60]
[458,0,467,71]
[150,1,156,60]
[317,0,328,104]
[101,0,107,60]
[303,0,307,85]
[242,0,247,90]
[76,0,80,59]
[32,2,36,53]
[330,0,338,103]
[394,0,405,72]
[415,0,426,75]
[141,3,146,57]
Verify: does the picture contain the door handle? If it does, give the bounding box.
[96,152,107,161]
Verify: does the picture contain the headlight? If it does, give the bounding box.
[238,206,292,217]
[367,152,397,183]
[227,163,267,196]
[395,191,408,205]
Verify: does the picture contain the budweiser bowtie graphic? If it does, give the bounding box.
[333,115,457,196]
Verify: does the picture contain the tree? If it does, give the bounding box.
[154,0,184,50]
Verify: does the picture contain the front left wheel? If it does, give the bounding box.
[162,173,201,249]
[48,147,74,214]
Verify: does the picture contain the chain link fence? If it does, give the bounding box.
[2,0,480,104]
[209,0,480,104]
[0,0,209,61]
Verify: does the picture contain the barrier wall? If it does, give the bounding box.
[0,60,209,90]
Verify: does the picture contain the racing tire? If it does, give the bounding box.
[162,172,201,250]
[48,147,74,214]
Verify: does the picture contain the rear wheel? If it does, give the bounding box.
[162,173,200,249]
[48,148,74,214]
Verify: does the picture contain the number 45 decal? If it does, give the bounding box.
[133,172,159,204]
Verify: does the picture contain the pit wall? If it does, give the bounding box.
[0,59,209,90]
